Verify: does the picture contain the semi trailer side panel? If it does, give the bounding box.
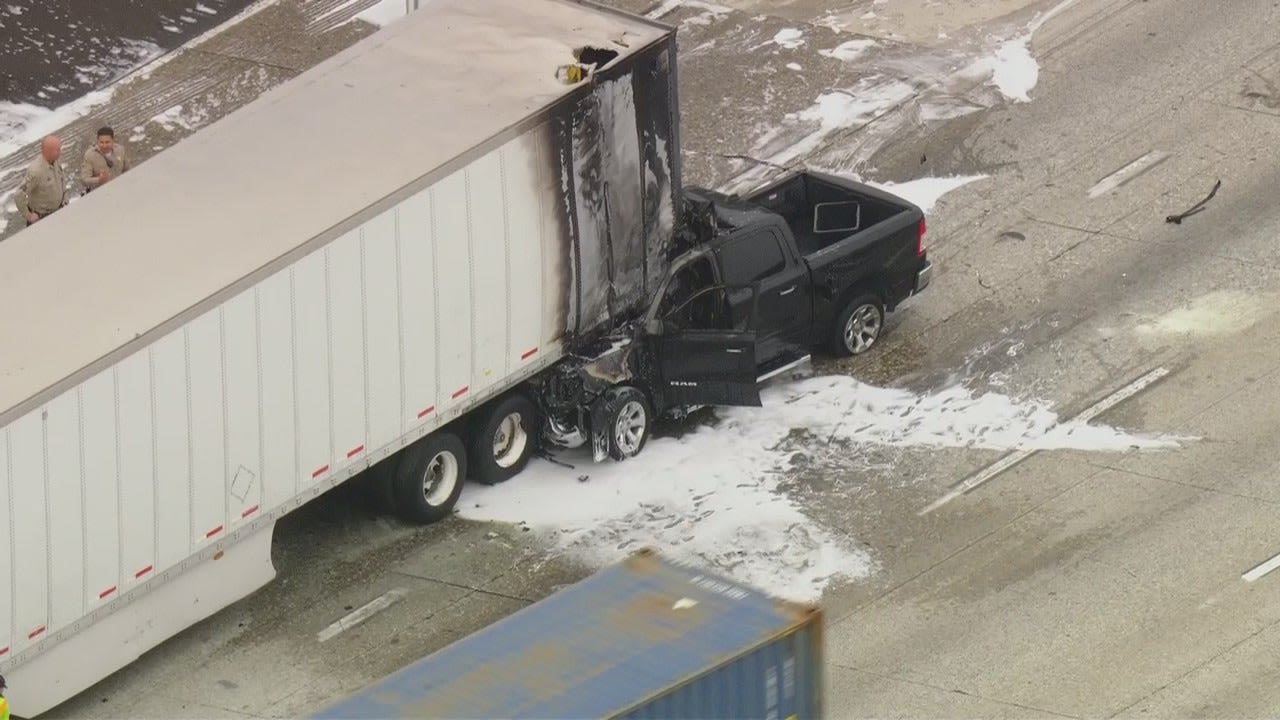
[0,128,580,716]
[0,1,680,714]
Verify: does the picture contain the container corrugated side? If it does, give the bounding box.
[309,548,823,719]
[619,608,823,719]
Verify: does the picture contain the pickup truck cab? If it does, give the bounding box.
[641,170,932,409]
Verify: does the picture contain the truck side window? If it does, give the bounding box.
[717,230,786,285]
[659,257,725,330]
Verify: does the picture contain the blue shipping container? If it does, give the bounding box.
[310,548,824,719]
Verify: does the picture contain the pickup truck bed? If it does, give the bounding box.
[749,172,916,258]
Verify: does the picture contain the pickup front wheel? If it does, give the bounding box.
[599,386,652,460]
[831,294,885,357]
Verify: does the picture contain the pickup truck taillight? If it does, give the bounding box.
[916,217,927,257]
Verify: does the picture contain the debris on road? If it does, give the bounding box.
[1165,178,1222,224]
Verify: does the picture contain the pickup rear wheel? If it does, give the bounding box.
[831,294,885,357]
[392,432,467,524]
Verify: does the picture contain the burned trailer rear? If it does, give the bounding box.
[550,26,684,340]
[503,3,705,462]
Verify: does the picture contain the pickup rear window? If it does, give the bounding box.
[716,229,786,284]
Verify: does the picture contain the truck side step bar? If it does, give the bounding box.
[757,354,812,384]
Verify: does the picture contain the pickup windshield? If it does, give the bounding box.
[745,173,910,256]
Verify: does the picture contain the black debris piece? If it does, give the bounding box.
[1166,179,1221,224]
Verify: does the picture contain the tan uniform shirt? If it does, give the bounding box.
[81,144,131,192]
[15,157,68,219]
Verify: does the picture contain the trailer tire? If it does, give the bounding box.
[470,393,539,485]
[599,386,652,461]
[830,293,885,357]
[392,432,467,524]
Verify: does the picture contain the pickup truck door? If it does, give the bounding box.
[649,280,763,408]
[716,227,811,366]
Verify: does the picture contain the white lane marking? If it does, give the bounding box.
[1071,366,1171,423]
[1088,151,1170,198]
[920,367,1171,515]
[1243,552,1280,582]
[316,587,409,642]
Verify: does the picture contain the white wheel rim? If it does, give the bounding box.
[492,412,529,469]
[422,451,459,506]
[844,304,882,354]
[613,400,647,456]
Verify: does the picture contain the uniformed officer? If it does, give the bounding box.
[15,135,69,226]
[0,673,10,720]
[81,125,131,193]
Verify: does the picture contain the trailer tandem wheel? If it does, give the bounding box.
[392,432,467,524]
[470,393,540,485]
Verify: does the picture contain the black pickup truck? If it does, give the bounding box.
[560,170,931,460]
[640,170,932,410]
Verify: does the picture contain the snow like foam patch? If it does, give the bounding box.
[315,0,415,28]
[964,34,1039,103]
[0,89,114,159]
[963,0,1080,103]
[867,174,987,213]
[144,103,211,133]
[646,0,732,27]
[771,28,806,50]
[353,0,414,27]
[1135,290,1275,337]
[819,39,876,62]
[735,0,1080,184]
[458,374,1184,601]
[753,76,917,168]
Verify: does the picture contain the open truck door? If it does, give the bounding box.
[647,281,762,408]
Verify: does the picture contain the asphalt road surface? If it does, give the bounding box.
[0,1,257,108]
[7,0,1280,717]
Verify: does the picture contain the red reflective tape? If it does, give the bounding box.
[521,347,539,360]
[0,646,8,656]
[99,586,117,599]
[417,405,435,419]
[312,464,330,478]
[347,444,365,458]
[452,386,469,399]
[242,504,260,518]
[28,625,45,640]
[206,525,224,539]
[135,565,154,579]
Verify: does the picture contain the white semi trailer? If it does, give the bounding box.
[0,1,711,714]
